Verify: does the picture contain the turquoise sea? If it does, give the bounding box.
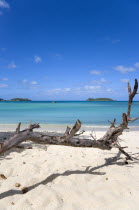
[0,101,139,126]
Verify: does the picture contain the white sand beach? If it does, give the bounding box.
[1,0,139,208]
[0,129,139,210]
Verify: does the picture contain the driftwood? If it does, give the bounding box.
[0,79,139,161]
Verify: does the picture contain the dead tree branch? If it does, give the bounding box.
[0,79,138,161]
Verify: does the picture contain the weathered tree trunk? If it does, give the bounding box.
[0,79,139,161]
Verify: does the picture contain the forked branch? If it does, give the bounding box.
[0,79,138,161]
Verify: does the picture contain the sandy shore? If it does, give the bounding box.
[0,129,139,210]
[0,123,139,132]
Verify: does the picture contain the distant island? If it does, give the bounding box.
[86,98,115,101]
[0,98,31,101]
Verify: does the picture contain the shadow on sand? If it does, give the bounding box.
[0,151,137,200]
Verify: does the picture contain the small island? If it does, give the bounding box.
[0,98,31,101]
[86,98,115,101]
[10,98,31,101]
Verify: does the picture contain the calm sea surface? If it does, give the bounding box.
[0,101,139,126]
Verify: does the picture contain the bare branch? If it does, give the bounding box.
[118,147,133,161]
[16,122,21,134]
[127,79,138,118]
[64,126,71,136]
[27,123,40,131]
[90,134,96,141]
[62,120,81,142]
[0,79,138,162]
[128,117,139,122]
[75,130,85,136]
[108,118,116,128]
[128,82,132,95]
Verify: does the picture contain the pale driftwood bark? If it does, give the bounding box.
[0,121,111,155]
[0,79,139,161]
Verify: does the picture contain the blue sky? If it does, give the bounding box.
[0,0,139,100]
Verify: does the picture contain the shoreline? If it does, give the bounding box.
[0,123,139,132]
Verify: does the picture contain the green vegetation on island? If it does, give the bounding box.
[0,98,31,101]
[10,98,31,101]
[86,98,115,101]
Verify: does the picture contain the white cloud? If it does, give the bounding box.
[51,88,61,91]
[84,85,101,91]
[106,88,112,92]
[63,88,71,91]
[0,0,9,8]
[0,83,8,88]
[91,78,107,85]
[34,56,42,63]
[22,79,28,84]
[8,61,17,69]
[50,86,101,93]
[114,65,135,74]
[30,81,38,85]
[38,83,118,100]
[134,62,139,68]
[2,77,8,81]
[120,78,129,83]
[90,70,101,75]
[46,88,71,93]
[44,85,104,95]
[41,83,115,97]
